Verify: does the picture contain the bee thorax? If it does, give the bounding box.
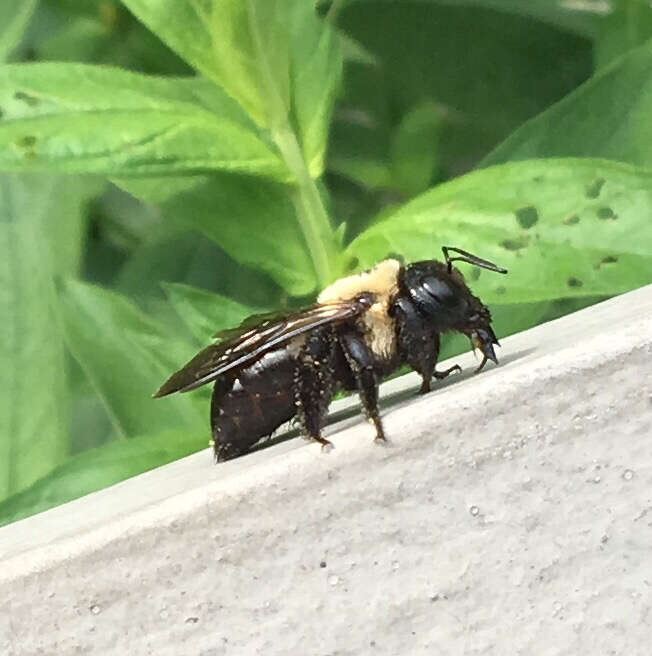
[318,259,401,361]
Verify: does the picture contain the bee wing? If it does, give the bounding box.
[153,297,372,397]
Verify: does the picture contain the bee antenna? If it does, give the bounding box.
[442,246,508,275]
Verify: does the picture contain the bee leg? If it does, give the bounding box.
[393,297,442,395]
[338,329,386,443]
[294,327,337,451]
[433,363,462,380]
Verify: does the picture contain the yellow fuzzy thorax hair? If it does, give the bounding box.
[317,259,401,361]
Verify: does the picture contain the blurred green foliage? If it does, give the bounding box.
[1,0,651,525]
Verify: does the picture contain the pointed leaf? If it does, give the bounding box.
[122,0,292,127]
[60,280,204,438]
[118,174,317,296]
[389,102,442,197]
[0,175,73,499]
[0,63,287,178]
[290,4,343,176]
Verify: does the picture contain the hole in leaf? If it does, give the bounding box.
[563,214,580,226]
[514,206,538,229]
[15,135,37,148]
[14,91,40,106]
[567,277,583,288]
[595,255,618,269]
[596,206,617,220]
[500,236,529,251]
[585,178,605,199]
[14,135,37,159]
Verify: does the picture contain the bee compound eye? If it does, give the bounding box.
[421,276,458,306]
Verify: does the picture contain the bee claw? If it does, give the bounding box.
[319,439,334,453]
[433,364,462,380]
[474,356,488,374]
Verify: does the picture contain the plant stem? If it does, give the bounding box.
[273,124,336,288]
[247,0,338,289]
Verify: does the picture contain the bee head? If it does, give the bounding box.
[401,247,507,368]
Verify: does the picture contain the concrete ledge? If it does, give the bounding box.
[1,285,651,655]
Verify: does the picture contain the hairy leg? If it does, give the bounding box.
[294,327,338,450]
[338,328,386,442]
[392,297,460,394]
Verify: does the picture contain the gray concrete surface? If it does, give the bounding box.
[1,285,651,656]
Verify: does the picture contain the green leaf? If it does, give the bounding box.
[48,177,105,279]
[328,60,393,190]
[390,102,442,198]
[484,39,652,169]
[115,229,283,313]
[594,1,652,70]
[118,174,317,296]
[121,1,342,288]
[123,0,341,175]
[0,62,287,179]
[122,0,292,128]
[163,282,264,344]
[290,4,343,176]
[0,1,38,63]
[37,15,113,64]
[347,158,652,304]
[60,279,204,438]
[0,174,72,499]
[0,427,207,527]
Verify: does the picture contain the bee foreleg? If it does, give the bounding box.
[338,329,386,443]
[393,297,443,394]
[294,327,338,451]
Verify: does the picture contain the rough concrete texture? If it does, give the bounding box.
[1,285,651,656]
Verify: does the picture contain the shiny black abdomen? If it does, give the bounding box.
[211,348,297,461]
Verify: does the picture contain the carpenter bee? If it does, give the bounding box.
[154,247,507,461]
